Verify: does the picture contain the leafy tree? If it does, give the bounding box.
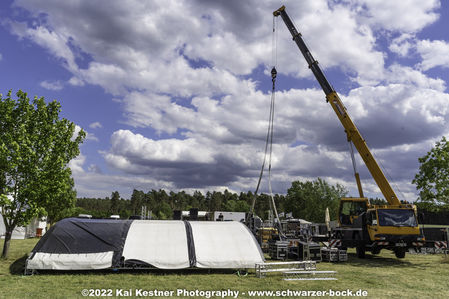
[75,197,111,218]
[254,193,272,219]
[285,178,347,222]
[234,200,250,212]
[155,201,172,220]
[369,197,387,205]
[110,191,120,214]
[224,199,238,211]
[130,189,144,215]
[209,191,224,211]
[44,178,77,225]
[192,190,205,210]
[413,136,449,208]
[0,90,85,258]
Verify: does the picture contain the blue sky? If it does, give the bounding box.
[0,0,448,201]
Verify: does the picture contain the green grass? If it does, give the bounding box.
[1,239,448,298]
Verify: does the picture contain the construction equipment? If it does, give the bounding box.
[257,227,278,252]
[274,6,424,258]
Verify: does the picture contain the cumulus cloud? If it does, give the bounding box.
[40,80,63,91]
[89,122,102,129]
[344,84,449,148]
[6,0,449,200]
[103,129,354,191]
[347,0,440,33]
[416,39,449,71]
[69,152,175,198]
[389,34,415,57]
[7,20,78,72]
[385,64,446,91]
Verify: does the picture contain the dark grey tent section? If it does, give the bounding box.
[27,218,132,270]
[26,218,264,271]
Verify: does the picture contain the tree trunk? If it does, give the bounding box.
[1,230,12,259]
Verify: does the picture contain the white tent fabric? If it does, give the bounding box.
[27,219,264,271]
[27,252,113,270]
[122,220,190,269]
[191,221,264,268]
[0,214,5,237]
[0,214,47,239]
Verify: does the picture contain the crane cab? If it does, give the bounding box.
[338,197,369,226]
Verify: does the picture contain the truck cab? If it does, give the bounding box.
[338,197,368,226]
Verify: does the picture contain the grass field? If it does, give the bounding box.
[1,238,448,299]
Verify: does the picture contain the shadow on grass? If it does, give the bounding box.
[9,254,28,275]
[344,252,418,268]
[27,268,247,276]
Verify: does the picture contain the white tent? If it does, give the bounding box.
[27,218,264,271]
[0,213,5,237]
[122,220,191,269]
[0,214,47,239]
[190,221,263,268]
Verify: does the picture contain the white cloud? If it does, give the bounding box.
[68,76,84,86]
[68,154,86,175]
[349,0,440,33]
[69,152,175,198]
[297,3,384,84]
[89,122,102,129]
[87,164,102,174]
[385,64,446,91]
[73,125,98,142]
[103,129,354,192]
[8,21,78,72]
[345,84,449,148]
[389,34,415,57]
[7,0,449,200]
[416,39,449,71]
[40,80,63,91]
[108,130,215,165]
[8,0,386,94]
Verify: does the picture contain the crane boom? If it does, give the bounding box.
[274,6,401,206]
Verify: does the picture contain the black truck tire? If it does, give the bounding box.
[371,247,381,255]
[394,248,406,258]
[356,246,366,258]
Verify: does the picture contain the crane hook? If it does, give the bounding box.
[271,67,277,80]
[271,67,277,91]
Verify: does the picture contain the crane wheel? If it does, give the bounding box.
[394,248,406,258]
[371,247,381,255]
[356,246,366,258]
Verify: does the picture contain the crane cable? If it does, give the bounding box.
[251,16,277,209]
[250,16,284,238]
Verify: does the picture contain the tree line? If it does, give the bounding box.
[74,178,348,223]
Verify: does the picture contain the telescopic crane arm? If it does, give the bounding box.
[274,6,401,206]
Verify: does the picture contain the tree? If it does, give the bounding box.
[285,178,347,222]
[413,136,449,208]
[369,197,387,205]
[0,90,85,258]
[130,189,144,215]
[110,191,120,214]
[43,175,77,225]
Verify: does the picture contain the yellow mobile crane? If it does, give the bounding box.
[274,6,424,258]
